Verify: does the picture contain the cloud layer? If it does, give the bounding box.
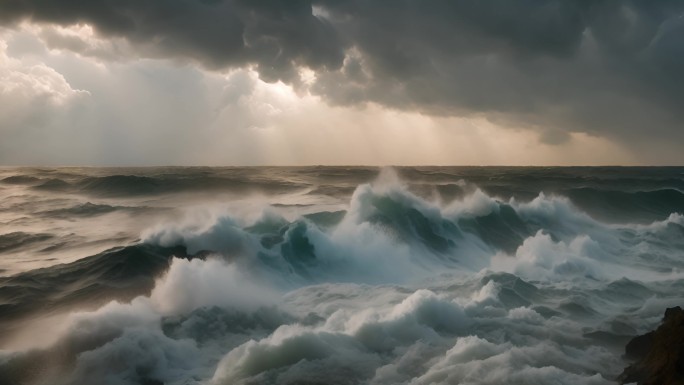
[2,1,683,144]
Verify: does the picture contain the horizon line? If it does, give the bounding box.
[1,164,684,168]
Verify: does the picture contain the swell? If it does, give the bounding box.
[397,166,684,191]
[37,202,144,218]
[0,244,201,339]
[3,172,307,197]
[3,167,683,211]
[1,175,42,185]
[564,188,684,223]
[0,232,55,253]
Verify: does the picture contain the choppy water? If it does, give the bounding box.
[0,166,683,385]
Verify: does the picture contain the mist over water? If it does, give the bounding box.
[0,166,683,385]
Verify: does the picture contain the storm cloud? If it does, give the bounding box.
[1,0,683,156]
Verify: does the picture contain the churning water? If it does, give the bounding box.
[0,166,683,384]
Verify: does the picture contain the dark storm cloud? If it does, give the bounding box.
[0,0,345,82]
[311,1,684,146]
[1,0,683,147]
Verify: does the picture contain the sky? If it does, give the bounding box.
[0,1,682,166]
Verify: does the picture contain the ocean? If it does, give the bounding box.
[0,166,683,384]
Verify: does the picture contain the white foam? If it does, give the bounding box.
[150,257,279,315]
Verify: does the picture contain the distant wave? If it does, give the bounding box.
[1,175,41,184]
[32,178,73,191]
[564,188,684,223]
[38,202,124,218]
[0,232,54,253]
[22,174,305,197]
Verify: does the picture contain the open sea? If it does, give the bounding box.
[1,166,683,385]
